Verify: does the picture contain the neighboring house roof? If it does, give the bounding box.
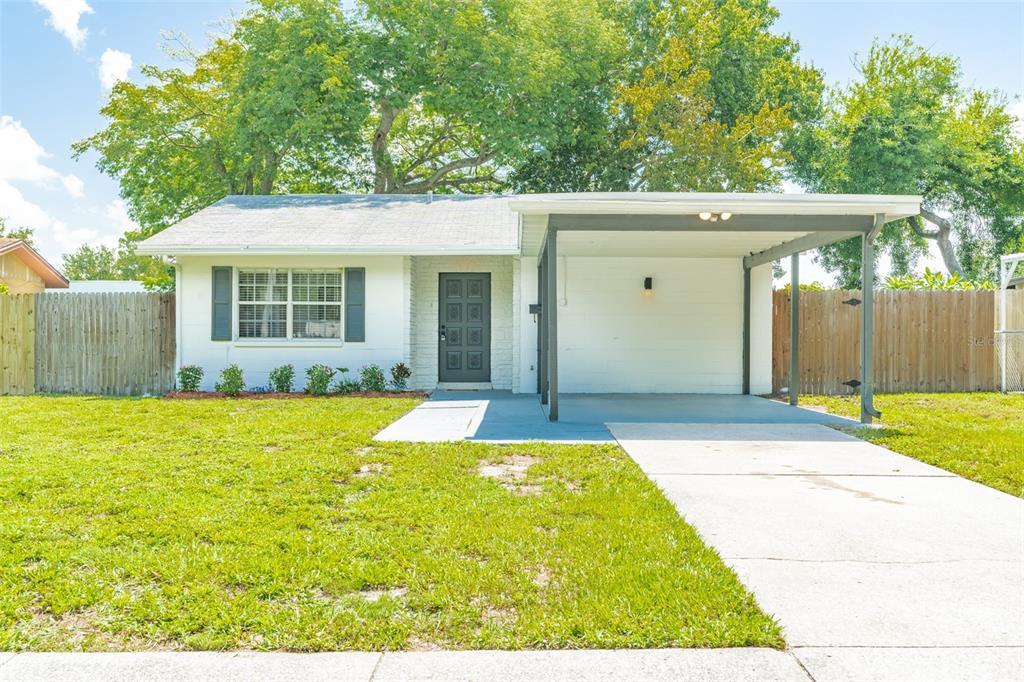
[0,238,69,288]
[136,194,520,256]
[55,280,148,293]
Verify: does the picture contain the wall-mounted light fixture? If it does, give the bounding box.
[642,276,654,297]
[698,211,732,222]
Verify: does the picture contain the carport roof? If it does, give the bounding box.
[511,192,922,258]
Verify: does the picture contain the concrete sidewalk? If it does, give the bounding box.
[0,649,810,681]
[610,422,1024,682]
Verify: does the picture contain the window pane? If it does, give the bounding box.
[239,304,286,338]
[293,304,342,338]
[292,270,342,304]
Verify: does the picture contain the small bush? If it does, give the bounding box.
[268,364,295,393]
[305,364,336,395]
[215,364,245,397]
[333,378,363,394]
[360,364,387,392]
[177,365,204,392]
[390,362,412,391]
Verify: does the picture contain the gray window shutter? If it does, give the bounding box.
[345,268,365,342]
[211,266,232,341]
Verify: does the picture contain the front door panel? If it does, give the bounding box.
[439,273,491,382]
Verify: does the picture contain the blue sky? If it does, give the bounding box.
[1,0,1022,283]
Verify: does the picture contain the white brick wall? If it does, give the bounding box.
[408,256,514,391]
[516,256,773,394]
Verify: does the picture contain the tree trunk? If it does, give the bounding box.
[372,103,398,193]
[914,209,964,276]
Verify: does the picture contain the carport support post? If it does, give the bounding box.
[547,227,559,421]
[789,253,799,405]
[742,265,751,395]
[860,214,884,424]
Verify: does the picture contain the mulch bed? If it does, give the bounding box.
[164,390,428,400]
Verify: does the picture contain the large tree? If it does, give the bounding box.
[76,0,620,237]
[790,35,1024,285]
[512,0,824,192]
[73,0,369,239]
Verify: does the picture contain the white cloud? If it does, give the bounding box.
[62,174,85,198]
[0,117,85,199]
[32,0,94,50]
[105,199,139,234]
[99,48,132,89]
[0,180,98,257]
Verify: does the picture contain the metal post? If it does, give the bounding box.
[547,228,559,421]
[860,214,884,424]
[537,255,546,400]
[789,254,799,405]
[742,265,751,395]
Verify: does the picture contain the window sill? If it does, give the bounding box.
[232,340,345,349]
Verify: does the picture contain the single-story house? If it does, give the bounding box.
[0,238,69,293]
[137,192,921,423]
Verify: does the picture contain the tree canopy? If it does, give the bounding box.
[74,1,1022,284]
[790,35,1024,286]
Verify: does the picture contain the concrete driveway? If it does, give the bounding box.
[609,423,1024,682]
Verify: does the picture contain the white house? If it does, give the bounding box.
[137,192,921,422]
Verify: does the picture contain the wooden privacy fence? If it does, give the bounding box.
[773,289,998,394]
[0,292,175,396]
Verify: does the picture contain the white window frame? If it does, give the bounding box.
[233,268,345,345]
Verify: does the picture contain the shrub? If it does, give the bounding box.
[331,367,361,394]
[359,364,387,392]
[177,365,204,392]
[268,364,295,393]
[304,364,336,395]
[214,364,245,397]
[390,362,412,391]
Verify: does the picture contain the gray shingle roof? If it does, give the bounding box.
[136,194,519,255]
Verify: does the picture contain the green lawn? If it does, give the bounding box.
[0,396,781,651]
[801,393,1024,497]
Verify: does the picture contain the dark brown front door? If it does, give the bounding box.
[439,273,491,382]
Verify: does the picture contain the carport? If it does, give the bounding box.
[509,193,922,424]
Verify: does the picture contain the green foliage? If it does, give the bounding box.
[359,364,387,392]
[0,395,782,649]
[214,364,245,396]
[778,282,830,293]
[61,241,174,291]
[176,365,204,392]
[883,267,995,290]
[0,218,35,248]
[790,35,1024,285]
[268,364,296,393]
[389,362,412,391]
[304,364,336,395]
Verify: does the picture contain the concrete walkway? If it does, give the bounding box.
[0,649,810,681]
[609,422,1024,682]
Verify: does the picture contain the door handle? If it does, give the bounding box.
[439,324,446,342]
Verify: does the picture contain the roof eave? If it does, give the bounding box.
[134,245,521,257]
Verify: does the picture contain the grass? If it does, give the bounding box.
[801,392,1024,497]
[0,396,782,652]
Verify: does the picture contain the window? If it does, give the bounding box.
[237,269,343,340]
[238,270,287,338]
[291,270,342,339]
